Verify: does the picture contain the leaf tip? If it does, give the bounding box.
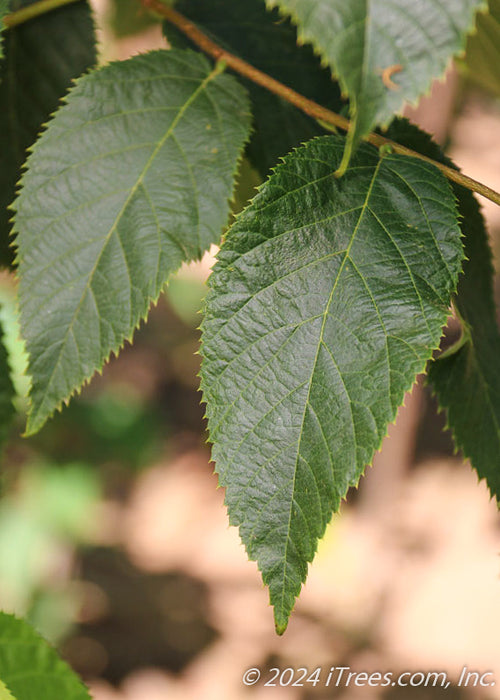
[274,616,289,636]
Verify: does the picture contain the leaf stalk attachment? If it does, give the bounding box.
[145,0,500,207]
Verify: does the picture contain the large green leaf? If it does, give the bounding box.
[0,613,90,699]
[266,0,485,169]
[164,0,343,177]
[13,49,252,435]
[201,135,463,633]
[461,0,500,96]
[0,0,96,268]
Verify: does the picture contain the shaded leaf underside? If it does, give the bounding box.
[0,0,96,267]
[0,612,90,699]
[428,196,500,499]
[201,135,463,632]
[266,0,485,159]
[14,49,252,435]
[385,119,500,501]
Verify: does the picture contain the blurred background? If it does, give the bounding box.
[1,1,500,698]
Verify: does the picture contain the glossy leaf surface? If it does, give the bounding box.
[201,135,463,632]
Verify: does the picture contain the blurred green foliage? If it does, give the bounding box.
[0,58,263,656]
[0,279,29,413]
[0,462,100,641]
[461,0,500,96]
[31,386,164,471]
[0,269,210,644]
[108,0,161,37]
[167,276,207,328]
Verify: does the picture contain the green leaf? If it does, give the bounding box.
[0,310,14,448]
[0,612,90,699]
[384,118,500,500]
[266,0,485,169]
[201,134,463,633]
[164,0,343,176]
[0,0,96,268]
[0,680,15,700]
[429,196,500,499]
[461,0,500,96]
[13,48,252,436]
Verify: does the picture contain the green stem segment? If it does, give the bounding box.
[3,0,79,28]
[143,0,500,208]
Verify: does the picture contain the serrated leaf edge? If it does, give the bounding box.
[12,48,252,435]
[264,0,488,142]
[199,135,464,632]
[0,611,91,699]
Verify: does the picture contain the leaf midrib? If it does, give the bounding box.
[28,62,222,431]
[276,156,383,621]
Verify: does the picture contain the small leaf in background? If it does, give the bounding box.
[461,0,500,96]
[0,612,91,699]
[13,48,252,436]
[164,0,344,177]
[201,135,463,632]
[0,0,97,268]
[266,0,485,169]
[0,462,100,640]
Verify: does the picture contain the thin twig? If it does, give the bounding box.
[5,0,500,206]
[144,0,500,207]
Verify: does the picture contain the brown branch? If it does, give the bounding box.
[143,0,500,207]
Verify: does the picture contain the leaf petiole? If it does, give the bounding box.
[147,0,500,207]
